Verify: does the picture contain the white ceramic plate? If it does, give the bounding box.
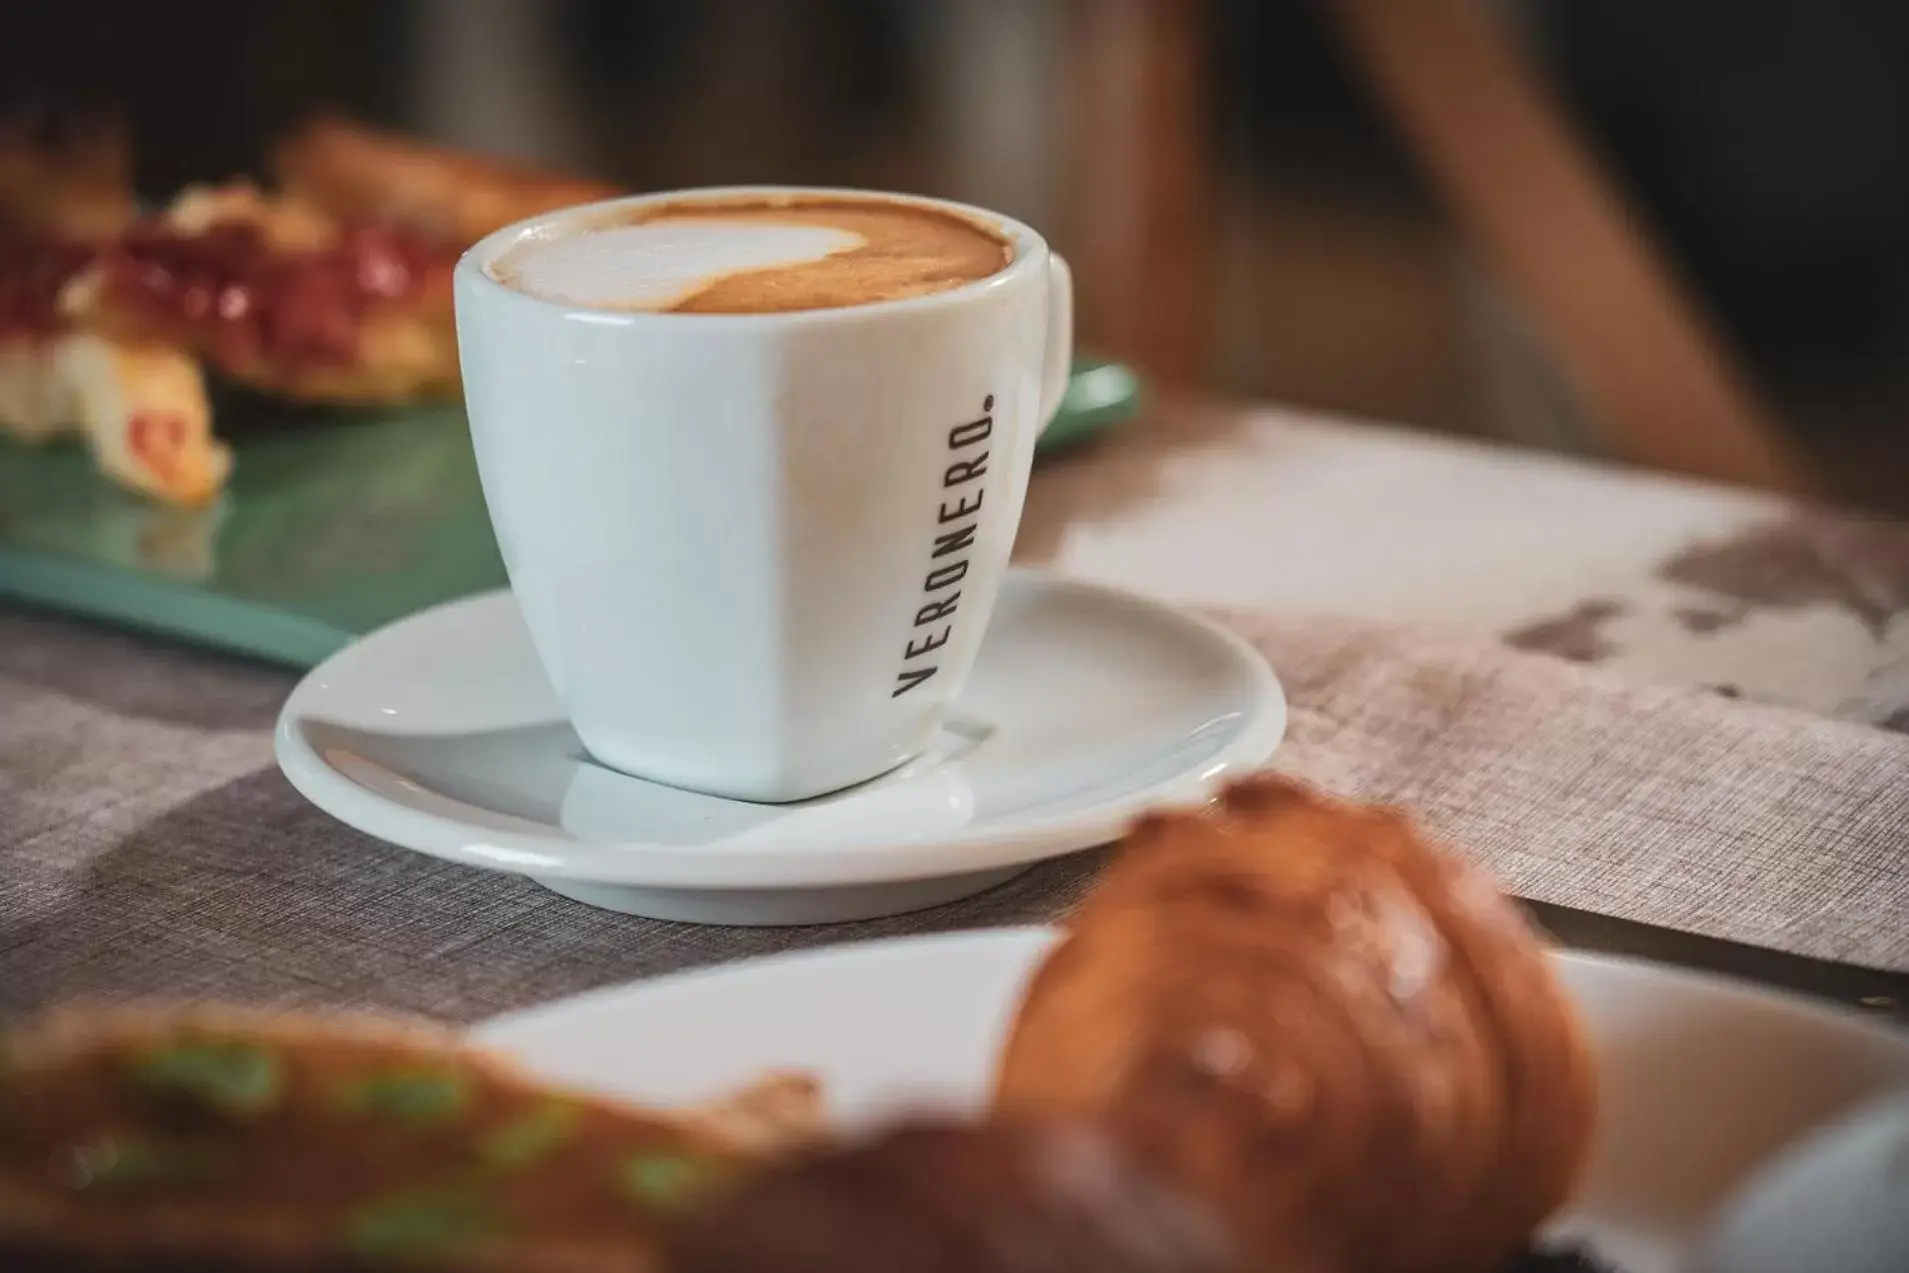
[478,927,1909,1273]
[276,571,1285,924]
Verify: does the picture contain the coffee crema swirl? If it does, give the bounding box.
[490,195,1013,315]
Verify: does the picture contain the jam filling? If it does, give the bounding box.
[128,411,191,483]
[0,217,452,370]
[98,218,451,372]
[0,236,97,340]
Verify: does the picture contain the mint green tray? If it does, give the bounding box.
[0,358,1139,669]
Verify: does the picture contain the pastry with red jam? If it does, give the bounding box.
[61,182,463,407]
[0,113,626,506]
[0,122,225,506]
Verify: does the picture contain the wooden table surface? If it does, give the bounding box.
[1021,393,1909,734]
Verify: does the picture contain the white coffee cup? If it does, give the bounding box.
[454,187,1073,803]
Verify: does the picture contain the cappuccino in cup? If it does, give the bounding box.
[456,188,1071,803]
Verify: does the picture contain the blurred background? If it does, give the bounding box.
[9,0,1907,512]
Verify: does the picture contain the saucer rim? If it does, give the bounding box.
[274,570,1287,891]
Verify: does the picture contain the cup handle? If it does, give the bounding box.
[1037,252,1074,435]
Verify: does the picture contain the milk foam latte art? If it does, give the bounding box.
[456,188,1072,802]
[488,194,1013,315]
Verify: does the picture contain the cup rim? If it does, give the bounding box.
[456,185,1051,326]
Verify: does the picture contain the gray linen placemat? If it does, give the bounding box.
[1226,612,1908,973]
[1,602,1904,1026]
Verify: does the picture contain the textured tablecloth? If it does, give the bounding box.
[3,404,1906,1020]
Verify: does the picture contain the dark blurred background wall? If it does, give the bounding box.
[7,0,1905,509]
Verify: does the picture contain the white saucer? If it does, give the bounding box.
[477,928,1909,1273]
[274,570,1285,925]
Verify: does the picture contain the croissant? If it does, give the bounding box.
[994,776,1597,1273]
[0,1002,822,1271]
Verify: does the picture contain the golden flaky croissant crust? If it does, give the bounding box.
[995,776,1597,1273]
